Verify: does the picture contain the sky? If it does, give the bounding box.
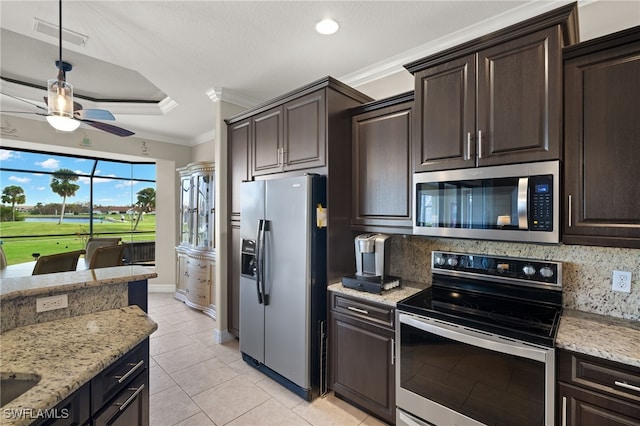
[0,149,155,208]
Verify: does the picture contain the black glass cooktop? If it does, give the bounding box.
[398,279,562,347]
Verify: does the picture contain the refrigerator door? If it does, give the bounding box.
[263,175,312,389]
[239,180,265,363]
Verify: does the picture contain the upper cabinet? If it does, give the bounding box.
[563,27,640,249]
[405,3,578,172]
[351,92,413,234]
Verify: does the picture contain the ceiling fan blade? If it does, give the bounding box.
[43,97,84,112]
[1,92,47,111]
[75,109,115,121]
[0,111,48,116]
[80,119,135,137]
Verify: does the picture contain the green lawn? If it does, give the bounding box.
[0,215,156,265]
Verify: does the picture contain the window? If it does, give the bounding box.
[0,148,156,265]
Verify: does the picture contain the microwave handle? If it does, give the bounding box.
[517,177,528,230]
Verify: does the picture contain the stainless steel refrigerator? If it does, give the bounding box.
[239,174,327,400]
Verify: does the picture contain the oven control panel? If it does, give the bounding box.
[432,251,562,287]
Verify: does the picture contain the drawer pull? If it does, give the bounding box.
[115,360,144,384]
[615,380,640,392]
[347,306,369,315]
[116,384,145,412]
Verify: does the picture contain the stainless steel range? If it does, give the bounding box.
[396,251,563,426]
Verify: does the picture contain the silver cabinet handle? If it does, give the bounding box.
[561,396,567,426]
[615,380,640,392]
[115,360,144,384]
[391,338,395,366]
[568,195,572,228]
[478,130,483,159]
[347,306,369,315]
[466,132,471,161]
[117,384,145,412]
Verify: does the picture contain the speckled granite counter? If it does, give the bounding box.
[556,309,640,368]
[0,306,157,425]
[328,280,428,306]
[0,266,156,333]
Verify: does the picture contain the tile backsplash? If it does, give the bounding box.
[389,235,640,321]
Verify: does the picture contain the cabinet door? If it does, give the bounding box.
[477,26,562,165]
[252,106,283,176]
[283,91,326,171]
[352,101,412,232]
[194,172,213,249]
[330,311,395,423]
[413,54,476,172]
[559,382,640,425]
[176,253,188,293]
[227,221,241,337]
[179,177,192,245]
[228,119,251,220]
[564,38,640,248]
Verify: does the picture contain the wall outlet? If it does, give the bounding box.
[611,270,632,293]
[36,294,69,313]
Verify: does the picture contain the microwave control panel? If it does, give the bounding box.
[530,175,553,231]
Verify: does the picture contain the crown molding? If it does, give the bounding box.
[206,87,260,108]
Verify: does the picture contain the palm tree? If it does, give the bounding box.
[133,188,156,231]
[50,168,80,224]
[1,185,26,221]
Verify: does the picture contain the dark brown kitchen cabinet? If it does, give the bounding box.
[329,292,395,424]
[406,3,578,172]
[251,91,326,176]
[351,92,413,234]
[226,77,372,333]
[563,27,640,249]
[35,339,149,426]
[557,349,640,425]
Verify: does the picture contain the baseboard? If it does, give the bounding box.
[214,329,236,344]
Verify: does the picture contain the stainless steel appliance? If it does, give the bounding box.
[342,233,401,294]
[396,251,563,426]
[354,233,391,278]
[413,161,559,243]
[239,174,327,401]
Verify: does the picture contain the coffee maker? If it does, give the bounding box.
[342,233,400,294]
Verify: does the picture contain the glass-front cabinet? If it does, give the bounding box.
[175,162,216,319]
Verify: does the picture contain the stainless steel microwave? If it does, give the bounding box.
[414,161,559,243]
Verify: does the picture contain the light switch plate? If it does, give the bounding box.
[611,270,632,293]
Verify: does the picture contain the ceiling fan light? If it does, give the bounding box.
[46,115,80,132]
[47,78,74,118]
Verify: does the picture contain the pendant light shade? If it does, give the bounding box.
[46,77,80,131]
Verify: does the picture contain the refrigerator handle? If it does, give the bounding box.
[260,220,270,306]
[255,219,264,304]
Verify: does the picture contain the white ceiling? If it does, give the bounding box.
[1,0,638,146]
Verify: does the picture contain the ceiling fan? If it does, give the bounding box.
[0,0,135,137]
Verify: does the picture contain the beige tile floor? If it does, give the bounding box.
[148,292,388,426]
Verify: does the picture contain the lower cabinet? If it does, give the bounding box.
[36,339,149,426]
[175,247,216,320]
[557,349,640,425]
[329,292,395,424]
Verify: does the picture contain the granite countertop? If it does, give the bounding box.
[556,309,640,368]
[328,279,428,306]
[0,306,157,425]
[0,265,157,302]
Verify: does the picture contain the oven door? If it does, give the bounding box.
[396,312,555,426]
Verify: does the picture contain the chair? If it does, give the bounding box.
[85,237,121,264]
[32,250,85,275]
[89,244,126,269]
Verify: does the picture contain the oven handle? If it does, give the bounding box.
[517,177,529,229]
[399,313,550,363]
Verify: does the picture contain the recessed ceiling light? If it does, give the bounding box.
[315,18,339,35]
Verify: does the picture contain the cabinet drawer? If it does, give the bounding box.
[331,293,394,328]
[93,370,148,426]
[91,340,149,410]
[558,350,640,404]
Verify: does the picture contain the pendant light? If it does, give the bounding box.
[46,0,80,132]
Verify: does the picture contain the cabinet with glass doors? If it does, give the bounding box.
[175,162,217,319]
